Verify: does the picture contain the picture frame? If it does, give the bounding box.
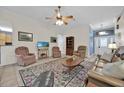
[18,31,33,42]
[50,37,57,43]
[0,30,12,46]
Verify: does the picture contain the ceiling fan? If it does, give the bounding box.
[117,7,124,22]
[45,6,75,26]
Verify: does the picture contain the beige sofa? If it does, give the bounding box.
[87,70,124,87]
[86,55,124,87]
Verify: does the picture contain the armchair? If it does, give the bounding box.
[15,46,36,66]
[52,46,61,58]
[73,46,86,58]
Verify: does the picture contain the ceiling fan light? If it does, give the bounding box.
[56,20,63,26]
[60,20,64,24]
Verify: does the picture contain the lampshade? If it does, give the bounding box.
[108,43,117,49]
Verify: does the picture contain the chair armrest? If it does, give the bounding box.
[73,51,78,53]
[88,70,124,87]
[94,65,103,68]
[16,55,23,58]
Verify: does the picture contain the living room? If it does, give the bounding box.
[0,6,90,66]
[0,5,124,88]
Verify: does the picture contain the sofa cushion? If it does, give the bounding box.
[102,61,124,79]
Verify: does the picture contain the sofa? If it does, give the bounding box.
[86,51,124,87]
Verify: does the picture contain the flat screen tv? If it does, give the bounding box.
[37,41,49,48]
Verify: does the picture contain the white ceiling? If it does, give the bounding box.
[0,6,124,27]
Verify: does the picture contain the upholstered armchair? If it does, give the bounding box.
[15,46,36,66]
[73,46,86,58]
[52,46,61,58]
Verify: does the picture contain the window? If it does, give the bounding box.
[100,37,107,47]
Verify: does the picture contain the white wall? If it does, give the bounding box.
[0,8,57,66]
[65,25,90,56]
[115,16,124,46]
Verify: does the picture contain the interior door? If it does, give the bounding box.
[94,36,115,55]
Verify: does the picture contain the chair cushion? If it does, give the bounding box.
[102,61,124,79]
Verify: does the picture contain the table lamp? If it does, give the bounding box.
[108,43,117,53]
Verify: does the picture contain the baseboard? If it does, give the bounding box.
[0,63,17,68]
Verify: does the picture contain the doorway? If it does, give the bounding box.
[94,35,115,55]
[89,27,115,55]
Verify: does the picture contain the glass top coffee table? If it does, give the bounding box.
[62,56,84,71]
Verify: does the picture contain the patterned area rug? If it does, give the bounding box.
[19,58,95,87]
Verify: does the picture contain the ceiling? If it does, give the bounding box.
[0,6,124,28]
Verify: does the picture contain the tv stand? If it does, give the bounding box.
[38,47,49,59]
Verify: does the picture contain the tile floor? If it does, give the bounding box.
[0,57,61,87]
[0,64,18,87]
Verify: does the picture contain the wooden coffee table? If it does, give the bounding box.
[62,57,83,71]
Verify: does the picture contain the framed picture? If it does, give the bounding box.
[50,37,57,43]
[0,30,12,46]
[18,31,33,42]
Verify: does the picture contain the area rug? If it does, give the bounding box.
[19,58,95,87]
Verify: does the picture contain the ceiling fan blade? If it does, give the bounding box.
[62,16,75,22]
[64,15,74,19]
[45,17,55,20]
[117,8,124,22]
[63,21,68,25]
[117,16,121,22]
